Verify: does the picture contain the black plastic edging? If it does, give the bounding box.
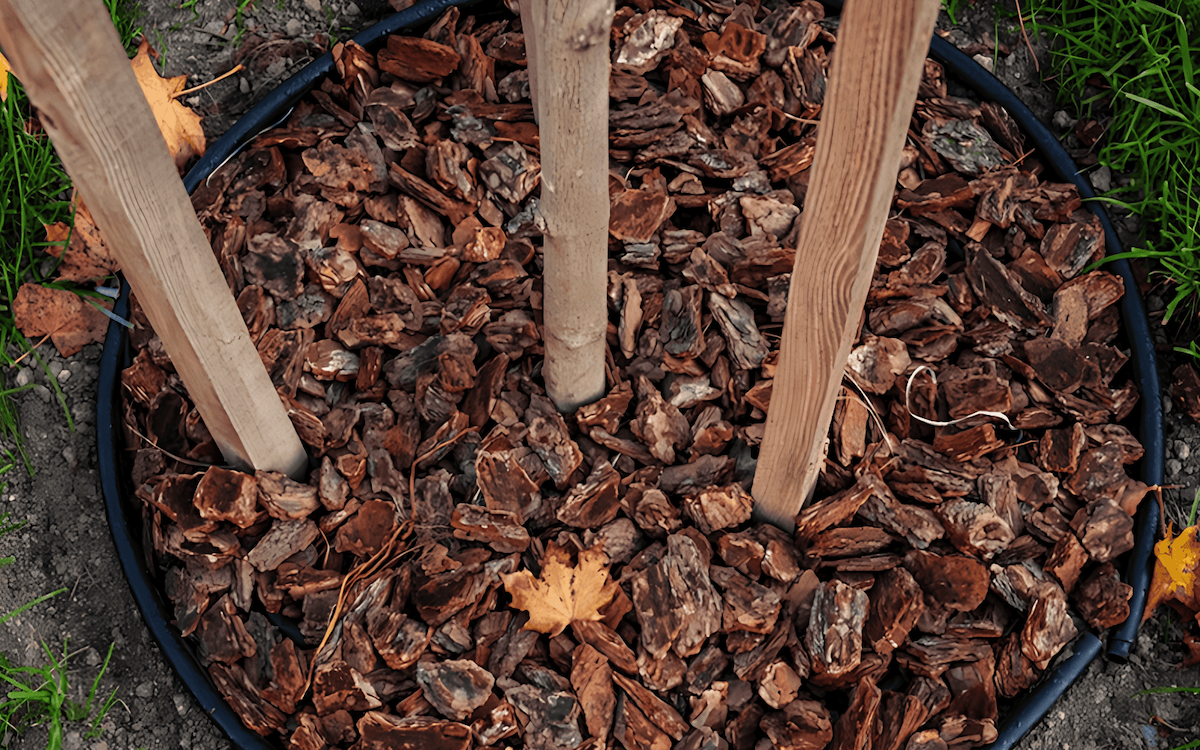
[98,6,1165,750]
[927,32,1164,750]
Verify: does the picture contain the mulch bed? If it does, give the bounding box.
[117,2,1149,748]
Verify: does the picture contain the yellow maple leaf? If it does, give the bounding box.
[129,40,205,171]
[1144,523,1200,622]
[0,50,12,102]
[502,543,619,637]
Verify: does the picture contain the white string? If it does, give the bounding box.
[904,364,1016,430]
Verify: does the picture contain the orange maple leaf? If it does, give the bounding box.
[1144,523,1200,622]
[501,543,619,637]
[12,283,112,357]
[44,198,119,283]
[130,40,205,171]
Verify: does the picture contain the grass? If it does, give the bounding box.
[2,514,117,750]
[1026,0,1200,334]
[0,0,140,467]
[0,513,64,628]
[0,642,119,750]
[1137,686,1200,749]
[942,0,974,24]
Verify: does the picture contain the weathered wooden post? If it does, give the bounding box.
[752,0,940,528]
[0,0,308,478]
[521,0,615,413]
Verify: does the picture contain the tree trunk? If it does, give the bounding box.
[526,0,614,413]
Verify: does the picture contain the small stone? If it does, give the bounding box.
[1052,110,1076,130]
[14,368,32,387]
[73,401,95,424]
[344,2,360,15]
[49,360,63,376]
[173,694,188,715]
[1167,458,1182,478]
[1090,165,1112,192]
[239,77,250,95]
[303,0,321,12]
[284,18,304,37]
[971,53,994,73]
[416,659,496,721]
[136,682,154,699]
[1177,441,1191,461]
[83,647,101,667]
[57,369,71,384]
[33,384,51,403]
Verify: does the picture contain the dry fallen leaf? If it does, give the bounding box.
[0,51,12,102]
[502,542,619,637]
[12,283,112,357]
[130,40,206,171]
[1144,523,1200,622]
[44,198,119,283]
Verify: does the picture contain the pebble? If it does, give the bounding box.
[14,368,32,387]
[239,76,251,94]
[1167,459,1183,478]
[344,1,360,15]
[1177,441,1191,461]
[1091,165,1112,192]
[33,384,51,403]
[285,18,304,37]
[173,694,189,716]
[303,0,321,12]
[49,360,63,377]
[971,53,994,73]
[1052,110,1076,131]
[74,401,96,424]
[57,369,71,384]
[136,681,154,699]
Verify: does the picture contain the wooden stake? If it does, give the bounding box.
[751,0,939,529]
[0,0,307,478]
[526,0,614,412]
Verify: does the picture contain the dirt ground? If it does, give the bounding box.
[0,1,1197,749]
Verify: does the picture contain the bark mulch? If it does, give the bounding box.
[117,2,1148,748]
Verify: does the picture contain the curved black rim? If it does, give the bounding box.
[97,9,1164,750]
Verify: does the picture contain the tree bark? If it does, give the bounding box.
[526,0,614,413]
